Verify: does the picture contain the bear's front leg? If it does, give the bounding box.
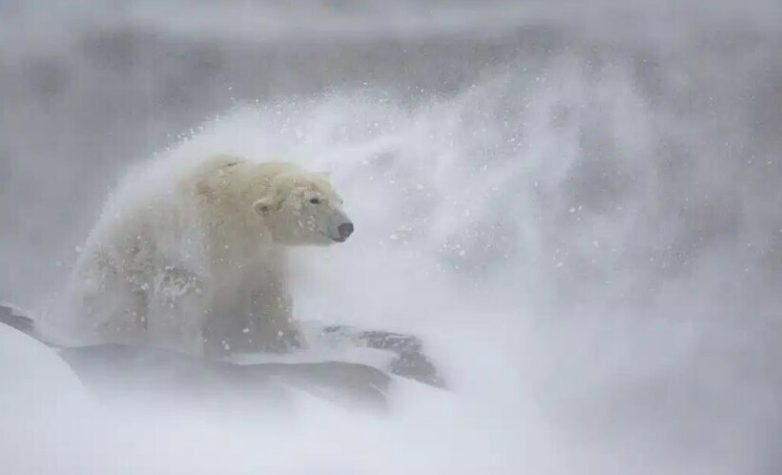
[248,279,304,353]
[200,279,303,358]
[202,272,305,358]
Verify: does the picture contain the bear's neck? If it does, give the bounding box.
[192,161,277,268]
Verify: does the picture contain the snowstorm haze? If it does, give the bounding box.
[2,1,782,473]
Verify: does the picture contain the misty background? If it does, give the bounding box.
[2,1,782,473]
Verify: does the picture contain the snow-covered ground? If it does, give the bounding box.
[2,1,782,473]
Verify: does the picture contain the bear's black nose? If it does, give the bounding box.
[338,222,354,240]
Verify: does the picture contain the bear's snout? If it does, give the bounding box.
[337,222,354,241]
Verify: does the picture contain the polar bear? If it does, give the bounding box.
[64,155,353,358]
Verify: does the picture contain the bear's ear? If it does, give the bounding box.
[252,197,274,216]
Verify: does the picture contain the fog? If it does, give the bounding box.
[2,1,782,473]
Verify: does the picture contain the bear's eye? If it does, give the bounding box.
[309,198,321,205]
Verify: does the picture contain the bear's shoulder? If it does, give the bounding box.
[180,155,247,201]
[189,154,246,181]
[187,155,302,184]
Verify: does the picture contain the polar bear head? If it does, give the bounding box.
[252,168,353,246]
